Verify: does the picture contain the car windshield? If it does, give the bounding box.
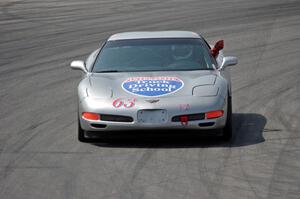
[92,38,215,73]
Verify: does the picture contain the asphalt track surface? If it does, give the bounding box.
[1,0,300,198]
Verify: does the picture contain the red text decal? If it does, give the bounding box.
[179,104,191,111]
[113,98,137,108]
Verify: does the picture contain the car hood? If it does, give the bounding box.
[86,70,218,99]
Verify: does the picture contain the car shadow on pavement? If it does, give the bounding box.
[92,113,266,148]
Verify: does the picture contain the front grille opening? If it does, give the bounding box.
[101,114,133,122]
[198,122,215,127]
[90,123,107,128]
[172,113,205,122]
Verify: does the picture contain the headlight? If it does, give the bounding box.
[192,85,219,97]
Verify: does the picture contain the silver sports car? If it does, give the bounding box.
[70,31,238,142]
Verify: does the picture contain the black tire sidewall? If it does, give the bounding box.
[222,94,232,140]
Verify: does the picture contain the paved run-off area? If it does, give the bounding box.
[0,0,300,198]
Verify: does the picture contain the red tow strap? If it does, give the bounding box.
[180,116,188,126]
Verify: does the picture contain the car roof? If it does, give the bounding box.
[107,31,201,41]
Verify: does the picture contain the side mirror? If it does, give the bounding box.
[211,40,224,58]
[220,56,238,69]
[70,60,87,73]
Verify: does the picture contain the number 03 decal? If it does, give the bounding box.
[112,98,137,108]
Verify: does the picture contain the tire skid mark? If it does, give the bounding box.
[197,138,237,198]
[195,108,244,198]
[1,1,25,21]
[1,0,62,27]
[229,114,262,198]
[2,119,50,154]
[130,149,156,183]
[237,75,298,198]
[0,152,37,194]
[233,60,300,94]
[234,71,299,113]
[118,149,157,199]
[0,118,62,194]
[234,5,294,194]
[237,66,300,199]
[266,88,300,198]
[237,127,264,199]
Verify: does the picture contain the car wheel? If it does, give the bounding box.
[78,118,108,143]
[222,95,232,141]
[78,119,90,142]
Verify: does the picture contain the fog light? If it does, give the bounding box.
[205,110,224,119]
[82,112,100,121]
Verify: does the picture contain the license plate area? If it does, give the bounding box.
[137,109,168,124]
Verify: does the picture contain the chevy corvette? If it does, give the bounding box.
[70,31,238,142]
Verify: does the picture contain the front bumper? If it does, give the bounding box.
[78,96,227,132]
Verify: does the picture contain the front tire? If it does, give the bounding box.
[78,118,108,143]
[78,119,90,142]
[222,95,232,141]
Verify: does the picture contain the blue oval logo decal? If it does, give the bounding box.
[122,77,184,97]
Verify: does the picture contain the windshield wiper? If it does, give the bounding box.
[94,70,120,73]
